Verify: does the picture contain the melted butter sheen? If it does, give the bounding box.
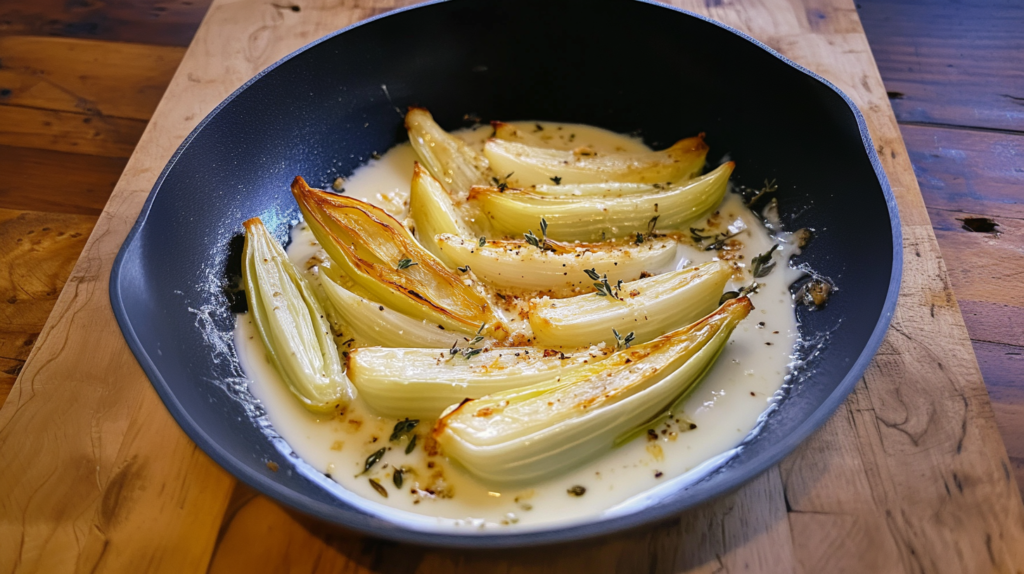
[234,122,803,532]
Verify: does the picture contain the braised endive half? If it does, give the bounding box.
[242,218,355,413]
[318,268,461,349]
[292,177,502,337]
[405,107,489,198]
[491,121,647,153]
[434,234,677,292]
[530,260,733,348]
[483,135,708,187]
[433,297,752,484]
[408,162,470,267]
[348,346,612,419]
[471,162,734,242]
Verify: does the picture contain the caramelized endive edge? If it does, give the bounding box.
[434,296,753,438]
[291,176,500,336]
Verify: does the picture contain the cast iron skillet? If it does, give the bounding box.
[110,0,901,548]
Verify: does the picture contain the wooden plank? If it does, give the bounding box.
[0,0,213,47]
[0,208,96,365]
[0,145,125,216]
[929,209,1022,331]
[0,36,185,121]
[749,24,1024,574]
[0,105,146,158]
[857,0,1024,132]
[0,1,1021,573]
[0,357,21,408]
[974,341,1024,489]
[899,124,1024,221]
[209,468,795,574]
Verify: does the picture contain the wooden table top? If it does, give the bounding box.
[1,0,1023,571]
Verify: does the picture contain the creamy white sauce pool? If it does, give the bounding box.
[234,122,803,532]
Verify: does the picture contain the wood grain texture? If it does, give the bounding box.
[857,0,1024,132]
[0,36,185,121]
[0,357,20,409]
[0,0,214,47]
[900,124,1024,221]
[0,1,1021,573]
[0,146,127,216]
[0,105,146,158]
[0,208,95,365]
[975,341,1024,486]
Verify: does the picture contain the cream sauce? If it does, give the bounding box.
[234,122,804,532]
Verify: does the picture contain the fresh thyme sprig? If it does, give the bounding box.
[704,231,742,251]
[448,322,487,360]
[745,178,778,206]
[396,257,418,270]
[635,216,660,245]
[524,229,543,248]
[524,218,553,251]
[751,244,780,278]
[491,172,514,192]
[613,329,636,351]
[586,268,623,300]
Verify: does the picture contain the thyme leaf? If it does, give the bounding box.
[369,478,388,498]
[550,176,562,185]
[613,329,635,351]
[690,227,713,244]
[363,447,386,474]
[396,257,418,270]
[751,244,780,278]
[478,236,486,247]
[491,172,515,192]
[389,418,419,442]
[405,434,418,454]
[393,468,404,489]
[524,229,542,248]
[457,265,471,273]
[647,215,659,235]
[704,231,741,251]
